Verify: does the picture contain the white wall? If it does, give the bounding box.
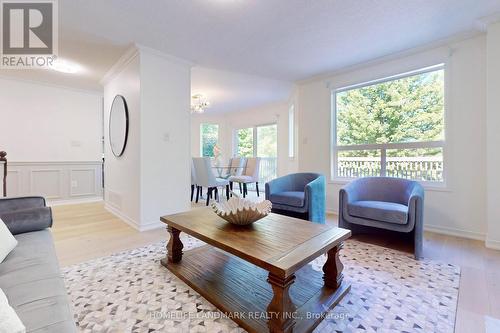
[0,77,102,162]
[0,77,103,203]
[139,50,191,227]
[486,22,500,249]
[297,35,489,240]
[104,54,142,224]
[104,46,191,231]
[191,101,298,178]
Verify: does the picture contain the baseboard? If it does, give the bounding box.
[47,196,103,206]
[423,224,485,241]
[104,202,141,231]
[139,221,165,232]
[104,203,166,232]
[486,238,500,250]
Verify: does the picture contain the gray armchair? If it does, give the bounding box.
[265,173,326,224]
[339,177,424,259]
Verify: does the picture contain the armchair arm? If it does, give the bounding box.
[339,181,360,204]
[305,175,326,223]
[265,175,292,199]
[407,182,424,212]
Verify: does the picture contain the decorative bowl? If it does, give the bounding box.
[211,196,272,226]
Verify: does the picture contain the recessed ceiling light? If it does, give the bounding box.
[49,59,82,74]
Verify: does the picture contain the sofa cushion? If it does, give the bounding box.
[270,191,305,207]
[0,207,52,236]
[348,200,408,225]
[0,230,76,333]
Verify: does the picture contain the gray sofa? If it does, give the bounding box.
[0,197,76,332]
[339,177,424,259]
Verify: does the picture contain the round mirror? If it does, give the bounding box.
[109,95,129,157]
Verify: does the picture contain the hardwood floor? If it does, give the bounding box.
[51,200,500,333]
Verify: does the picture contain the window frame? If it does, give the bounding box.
[199,123,219,157]
[330,63,448,188]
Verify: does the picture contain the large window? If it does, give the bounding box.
[332,65,445,183]
[200,123,219,157]
[235,124,278,184]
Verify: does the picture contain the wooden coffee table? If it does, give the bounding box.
[160,208,351,333]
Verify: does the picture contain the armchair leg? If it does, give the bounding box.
[256,182,259,197]
[226,185,230,200]
[243,183,247,198]
[190,184,195,201]
[239,183,242,194]
[215,188,219,201]
[195,186,200,203]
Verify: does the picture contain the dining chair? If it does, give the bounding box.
[229,157,261,198]
[227,157,246,194]
[192,157,230,206]
[190,159,201,202]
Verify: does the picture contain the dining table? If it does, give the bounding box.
[212,165,244,178]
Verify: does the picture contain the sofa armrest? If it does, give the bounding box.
[0,196,47,213]
[0,206,53,235]
[305,175,326,223]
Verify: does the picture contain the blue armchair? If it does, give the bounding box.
[265,173,326,224]
[339,177,424,259]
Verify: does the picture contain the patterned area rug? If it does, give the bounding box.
[63,235,460,333]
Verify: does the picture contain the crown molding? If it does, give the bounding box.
[100,44,194,86]
[0,74,103,95]
[296,29,484,86]
[476,12,500,32]
[135,43,195,68]
[100,45,140,86]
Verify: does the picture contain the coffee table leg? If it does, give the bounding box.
[161,226,183,267]
[266,273,296,333]
[323,242,344,289]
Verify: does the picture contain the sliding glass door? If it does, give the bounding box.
[235,124,277,185]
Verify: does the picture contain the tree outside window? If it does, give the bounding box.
[200,123,219,157]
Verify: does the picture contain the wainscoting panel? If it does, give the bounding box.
[31,169,62,199]
[6,161,103,203]
[6,170,20,197]
[70,169,97,197]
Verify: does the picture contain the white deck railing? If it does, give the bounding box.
[259,157,277,184]
[337,156,443,182]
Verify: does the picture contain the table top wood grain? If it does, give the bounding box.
[160,207,351,277]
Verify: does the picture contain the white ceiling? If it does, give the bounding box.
[191,67,292,114]
[1,0,500,112]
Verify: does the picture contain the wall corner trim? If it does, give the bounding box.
[100,45,140,86]
[104,202,141,231]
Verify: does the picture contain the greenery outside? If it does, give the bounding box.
[336,69,444,157]
[237,128,254,157]
[257,125,277,157]
[200,123,218,157]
